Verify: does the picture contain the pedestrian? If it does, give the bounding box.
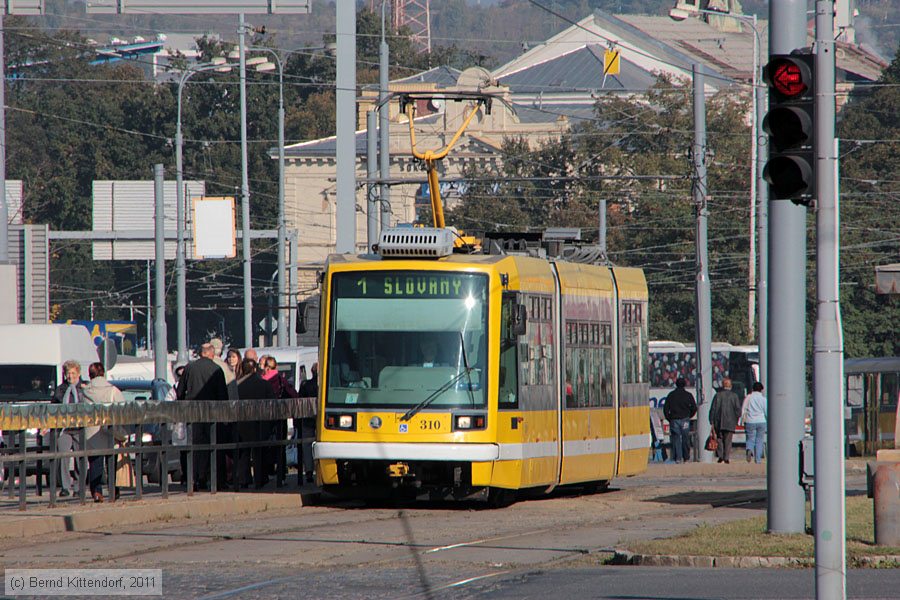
[297,362,318,483]
[260,356,298,486]
[663,377,697,464]
[741,382,768,463]
[234,357,277,488]
[226,348,243,380]
[709,377,742,464]
[82,362,126,502]
[209,338,237,400]
[175,343,229,490]
[50,360,86,497]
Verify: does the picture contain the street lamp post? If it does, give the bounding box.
[246,47,287,347]
[670,7,763,342]
[176,58,232,363]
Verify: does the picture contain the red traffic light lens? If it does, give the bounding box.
[770,59,808,97]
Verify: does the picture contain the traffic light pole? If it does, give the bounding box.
[813,1,846,597]
[767,0,808,535]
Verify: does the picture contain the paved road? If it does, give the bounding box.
[0,464,875,599]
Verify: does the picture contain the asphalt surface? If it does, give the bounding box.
[0,460,882,600]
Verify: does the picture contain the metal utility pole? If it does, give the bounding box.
[748,13,759,340]
[275,54,287,347]
[335,0,357,253]
[598,198,607,258]
[767,0,808,534]
[239,14,253,347]
[693,64,714,464]
[380,2,392,232]
[813,1,846,597]
[0,13,7,263]
[153,165,169,382]
[366,111,379,251]
[757,82,768,385]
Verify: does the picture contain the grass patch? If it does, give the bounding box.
[624,496,900,564]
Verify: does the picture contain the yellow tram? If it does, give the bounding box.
[312,229,650,503]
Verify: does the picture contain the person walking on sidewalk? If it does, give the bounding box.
[741,382,768,463]
[663,377,697,463]
[709,378,742,463]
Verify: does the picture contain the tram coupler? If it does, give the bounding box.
[387,462,412,478]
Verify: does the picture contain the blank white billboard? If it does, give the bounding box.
[92,180,205,260]
[85,0,311,14]
[193,196,236,259]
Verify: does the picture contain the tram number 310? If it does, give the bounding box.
[420,420,442,431]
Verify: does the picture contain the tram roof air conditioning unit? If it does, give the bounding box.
[378,227,455,259]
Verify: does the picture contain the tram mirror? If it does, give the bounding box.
[296,301,310,334]
[512,304,527,337]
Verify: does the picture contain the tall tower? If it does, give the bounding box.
[370,0,431,53]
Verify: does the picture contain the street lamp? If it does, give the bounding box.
[241,46,287,347]
[175,58,233,363]
[669,5,763,342]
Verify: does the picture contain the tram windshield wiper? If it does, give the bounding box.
[400,366,474,422]
[459,331,476,408]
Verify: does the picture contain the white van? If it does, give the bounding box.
[241,346,318,390]
[0,324,99,402]
[108,356,175,385]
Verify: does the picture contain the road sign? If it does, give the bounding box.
[604,49,620,76]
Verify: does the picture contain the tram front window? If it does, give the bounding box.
[326,271,488,409]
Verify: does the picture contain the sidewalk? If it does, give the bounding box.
[0,483,320,540]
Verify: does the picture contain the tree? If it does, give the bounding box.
[835,43,900,357]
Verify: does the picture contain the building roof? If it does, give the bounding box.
[392,65,462,87]
[283,114,442,158]
[497,44,657,94]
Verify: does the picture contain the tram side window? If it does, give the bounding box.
[622,301,647,385]
[521,294,553,388]
[565,320,612,408]
[499,298,519,408]
[882,373,899,410]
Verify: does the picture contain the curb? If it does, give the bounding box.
[610,551,900,568]
[0,491,320,540]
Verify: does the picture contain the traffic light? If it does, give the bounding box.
[762,52,815,205]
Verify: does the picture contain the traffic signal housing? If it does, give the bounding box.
[762,52,815,205]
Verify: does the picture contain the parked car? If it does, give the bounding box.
[111,379,185,485]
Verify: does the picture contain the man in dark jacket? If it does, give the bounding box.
[234,357,277,488]
[663,377,697,463]
[709,378,742,463]
[297,362,318,483]
[176,343,229,489]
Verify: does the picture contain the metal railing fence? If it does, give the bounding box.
[0,397,316,511]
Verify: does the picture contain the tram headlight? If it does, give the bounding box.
[454,414,486,431]
[325,412,357,431]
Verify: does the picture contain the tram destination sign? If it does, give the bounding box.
[334,272,485,300]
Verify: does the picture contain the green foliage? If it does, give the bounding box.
[836,43,900,358]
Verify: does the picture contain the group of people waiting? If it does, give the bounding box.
[663,377,768,464]
[46,340,319,502]
[174,339,318,491]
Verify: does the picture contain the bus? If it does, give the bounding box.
[313,229,650,504]
[648,341,759,444]
[845,357,900,456]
